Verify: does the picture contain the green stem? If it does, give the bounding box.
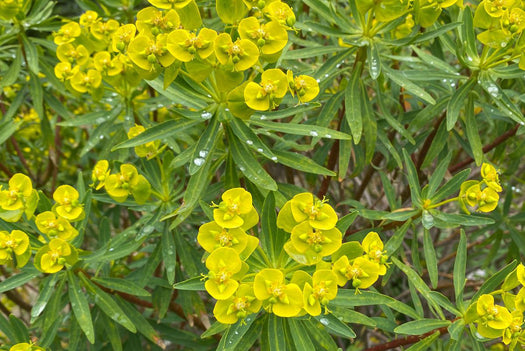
[427,196,459,209]
[256,245,273,268]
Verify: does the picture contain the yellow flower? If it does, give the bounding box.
[136,7,180,36]
[127,124,160,159]
[105,164,152,204]
[128,34,175,71]
[111,24,137,52]
[238,17,288,55]
[35,211,78,241]
[79,10,99,27]
[289,192,338,230]
[35,238,76,274]
[481,163,502,192]
[263,1,296,28]
[9,342,45,351]
[213,283,262,324]
[332,256,380,289]
[147,0,193,9]
[197,221,250,254]
[476,294,513,338]
[244,69,288,111]
[90,19,120,41]
[54,62,78,81]
[0,230,30,268]
[213,188,253,229]
[93,51,123,76]
[54,22,81,45]
[286,70,319,103]
[502,310,523,345]
[361,231,388,275]
[167,28,217,62]
[0,173,39,222]
[56,44,90,66]
[254,268,303,317]
[91,160,110,190]
[214,33,259,71]
[479,187,500,212]
[242,0,277,10]
[303,270,338,316]
[276,200,299,233]
[484,0,517,18]
[0,0,21,21]
[53,185,84,221]
[290,222,342,256]
[205,247,243,300]
[70,69,102,93]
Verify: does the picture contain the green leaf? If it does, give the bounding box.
[405,332,440,351]
[0,268,39,293]
[283,46,346,60]
[459,7,479,63]
[402,149,422,206]
[101,314,123,351]
[147,77,208,109]
[394,319,451,335]
[430,169,470,203]
[454,230,467,303]
[92,277,151,297]
[21,33,39,74]
[446,78,476,131]
[426,153,452,199]
[200,321,228,339]
[58,106,122,127]
[384,68,436,105]
[162,227,177,285]
[472,260,517,302]
[261,192,284,265]
[251,103,321,121]
[173,277,205,291]
[228,127,278,191]
[112,119,200,150]
[189,115,220,175]
[251,120,351,140]
[114,297,161,346]
[0,314,15,344]
[230,116,275,161]
[316,314,356,339]
[267,314,287,350]
[9,315,28,343]
[273,150,335,176]
[31,274,59,321]
[385,220,411,255]
[345,62,363,143]
[217,314,256,350]
[0,119,21,145]
[67,270,95,344]
[288,319,315,351]
[368,43,381,79]
[423,229,438,289]
[216,0,247,24]
[0,47,21,88]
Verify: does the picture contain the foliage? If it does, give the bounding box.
[1,0,525,350]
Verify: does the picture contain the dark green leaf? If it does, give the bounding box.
[67,270,95,344]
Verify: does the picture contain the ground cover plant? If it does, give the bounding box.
[1,0,525,350]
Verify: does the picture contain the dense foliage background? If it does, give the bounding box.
[1,0,525,350]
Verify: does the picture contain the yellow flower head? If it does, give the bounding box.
[105,164,152,204]
[79,10,99,27]
[289,192,338,230]
[286,70,319,103]
[56,44,90,66]
[214,33,259,71]
[128,34,175,71]
[136,7,180,36]
[481,163,502,192]
[238,17,288,55]
[476,294,513,338]
[127,124,160,159]
[147,0,192,10]
[54,22,81,45]
[484,0,517,18]
[303,270,338,316]
[290,222,342,256]
[35,211,78,241]
[93,51,123,76]
[254,268,303,317]
[53,185,84,221]
[213,188,253,229]
[0,0,22,21]
[205,247,243,300]
[91,160,110,190]
[112,24,137,52]
[90,19,120,41]
[263,1,296,28]
[502,310,523,345]
[213,283,262,324]
[0,173,33,211]
[54,62,78,81]
[9,343,45,351]
[244,69,288,111]
[197,221,250,254]
[361,231,388,275]
[70,69,102,93]
[332,256,380,289]
[167,28,217,62]
[0,230,30,268]
[242,0,277,10]
[35,238,75,274]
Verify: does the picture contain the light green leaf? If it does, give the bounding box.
[67,270,95,344]
[0,268,39,294]
[384,68,436,105]
[345,62,363,143]
[446,78,476,131]
[316,314,356,339]
[173,277,205,291]
[251,120,350,140]
[394,319,451,335]
[92,277,151,297]
[423,229,438,288]
[273,150,335,176]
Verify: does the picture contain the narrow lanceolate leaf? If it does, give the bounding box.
[67,270,95,344]
[368,43,381,80]
[423,229,438,289]
[189,115,221,175]
[427,153,452,199]
[267,314,287,350]
[446,78,476,131]
[260,192,280,265]
[402,149,422,206]
[345,62,363,144]
[272,150,335,176]
[228,128,278,191]
[0,120,21,146]
[173,276,205,291]
[454,230,467,303]
[0,47,22,88]
[250,120,351,140]
[0,268,39,293]
[217,315,256,350]
[230,117,275,161]
[288,319,315,351]
[31,274,60,320]
[472,260,517,302]
[384,68,436,105]
[394,319,451,335]
[316,313,356,339]
[161,226,177,285]
[92,277,151,297]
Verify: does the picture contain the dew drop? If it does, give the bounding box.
[246,140,253,145]
[193,158,205,166]
[309,131,319,137]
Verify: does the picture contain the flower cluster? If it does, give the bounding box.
[197,188,388,325]
[474,0,525,49]
[0,173,39,222]
[91,161,152,204]
[9,342,45,351]
[465,263,525,347]
[52,0,319,117]
[459,163,502,214]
